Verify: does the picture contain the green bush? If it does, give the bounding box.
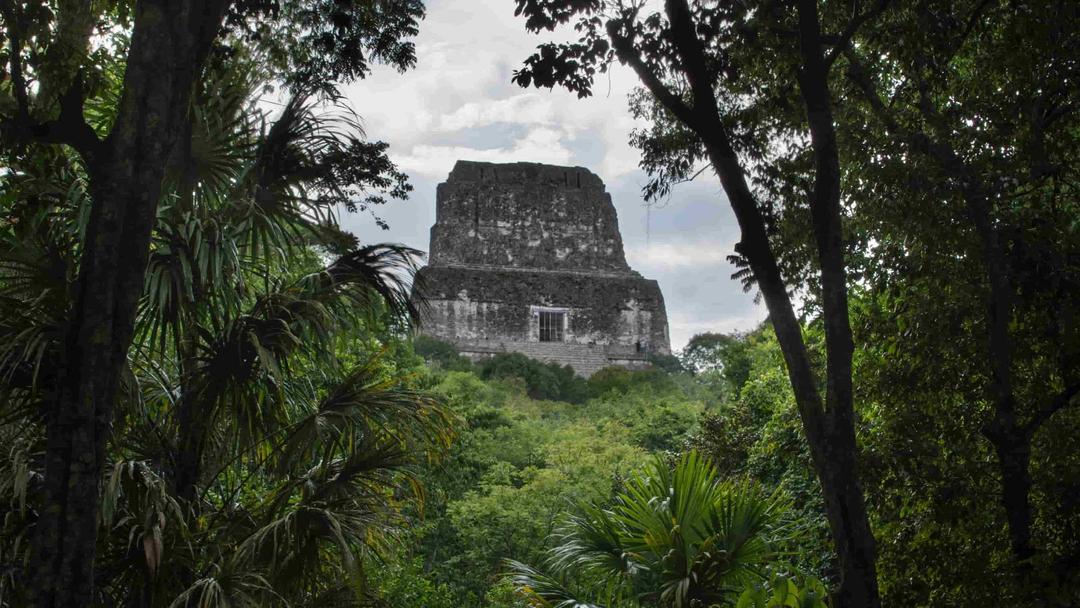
[737,573,830,608]
[647,351,689,374]
[478,352,590,403]
[369,555,458,608]
[587,365,679,397]
[413,335,474,372]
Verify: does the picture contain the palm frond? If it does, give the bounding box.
[301,243,424,328]
[0,181,80,420]
[169,563,281,608]
[510,451,796,608]
[273,355,448,478]
[234,439,414,601]
[506,559,613,608]
[549,503,637,587]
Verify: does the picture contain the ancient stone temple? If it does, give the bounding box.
[414,160,670,377]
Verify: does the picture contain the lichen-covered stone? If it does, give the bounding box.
[414,160,671,376]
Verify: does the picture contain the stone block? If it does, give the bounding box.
[413,160,671,377]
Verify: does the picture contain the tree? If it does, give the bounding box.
[681,331,755,390]
[835,0,1080,595]
[478,352,590,404]
[0,65,448,604]
[512,2,884,604]
[1,3,234,603]
[689,325,836,582]
[0,2,427,604]
[508,450,799,608]
[398,368,659,607]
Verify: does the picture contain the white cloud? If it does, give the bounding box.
[435,93,559,132]
[668,310,765,350]
[626,240,736,270]
[344,1,649,179]
[394,126,575,178]
[338,0,762,351]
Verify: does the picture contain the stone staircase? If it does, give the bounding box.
[459,341,645,377]
[510,342,612,377]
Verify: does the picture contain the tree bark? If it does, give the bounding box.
[28,2,229,606]
[610,2,881,605]
[174,397,210,503]
[843,36,1080,596]
[990,427,1036,565]
[792,1,880,605]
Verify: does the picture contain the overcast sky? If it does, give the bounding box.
[340,0,764,350]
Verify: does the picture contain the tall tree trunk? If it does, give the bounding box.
[174,397,210,503]
[28,2,228,606]
[911,107,1041,585]
[991,428,1036,565]
[608,2,881,604]
[792,1,880,604]
[706,131,880,607]
[844,41,1075,597]
[964,181,1040,577]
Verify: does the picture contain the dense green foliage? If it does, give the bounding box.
[508,0,1080,605]
[508,451,803,608]
[398,319,1080,607]
[477,353,591,404]
[370,346,711,607]
[0,4,447,603]
[373,328,839,607]
[3,1,1080,607]
[736,575,829,608]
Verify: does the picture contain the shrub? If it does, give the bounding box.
[647,352,689,374]
[414,335,474,372]
[587,365,679,397]
[478,353,590,404]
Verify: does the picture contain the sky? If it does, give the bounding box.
[340,0,765,350]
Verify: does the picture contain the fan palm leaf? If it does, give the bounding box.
[272,355,449,478]
[169,563,281,608]
[506,559,613,608]
[234,437,413,600]
[1,44,438,605]
[0,160,85,421]
[511,451,794,608]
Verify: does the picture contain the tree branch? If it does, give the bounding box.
[664,0,720,125]
[0,1,103,158]
[1027,382,1080,436]
[0,0,33,124]
[606,20,701,131]
[843,50,901,131]
[939,0,997,69]
[4,72,104,158]
[795,0,854,405]
[823,0,892,70]
[35,0,99,108]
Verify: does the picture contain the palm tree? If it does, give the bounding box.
[0,53,450,607]
[508,451,796,608]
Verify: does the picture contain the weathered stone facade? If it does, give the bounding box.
[414,160,670,376]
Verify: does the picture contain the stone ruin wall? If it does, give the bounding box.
[428,162,629,272]
[414,161,671,376]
